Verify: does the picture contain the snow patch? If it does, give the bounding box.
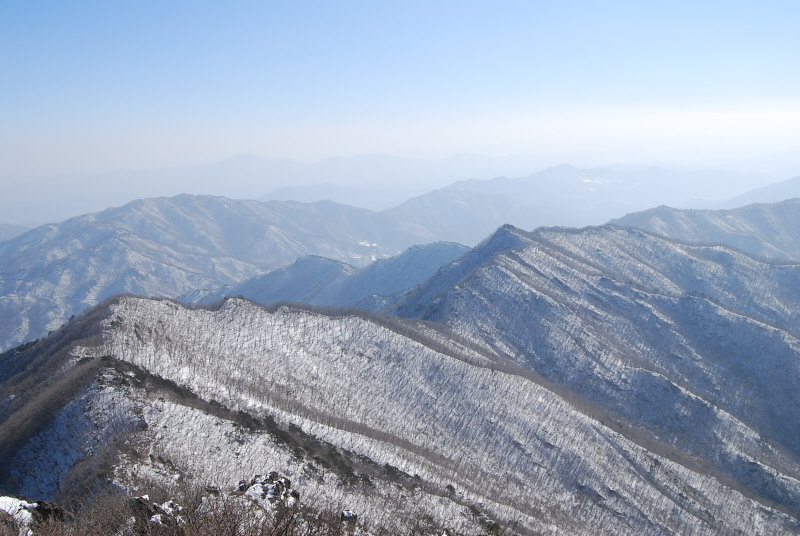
[0,496,36,536]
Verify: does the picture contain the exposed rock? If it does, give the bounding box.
[237,472,298,510]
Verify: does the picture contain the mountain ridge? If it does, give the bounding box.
[0,194,445,352]
[3,208,800,532]
[394,223,800,512]
[3,287,799,534]
[610,198,800,262]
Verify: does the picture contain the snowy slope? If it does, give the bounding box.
[396,224,800,512]
[35,297,793,534]
[0,194,444,352]
[610,198,800,261]
[186,241,468,310]
[1,242,799,532]
[2,202,800,532]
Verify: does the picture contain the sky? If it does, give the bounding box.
[1,1,800,222]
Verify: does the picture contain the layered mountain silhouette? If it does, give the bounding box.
[2,216,799,534]
[386,164,776,240]
[0,194,458,352]
[2,185,799,356]
[721,176,800,208]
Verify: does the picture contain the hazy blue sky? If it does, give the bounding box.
[2,0,800,181]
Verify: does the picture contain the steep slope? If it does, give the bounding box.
[3,296,799,534]
[0,194,437,352]
[610,199,800,261]
[186,242,469,310]
[396,224,800,513]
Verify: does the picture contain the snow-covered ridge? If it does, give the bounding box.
[59,295,799,534]
[397,224,800,512]
[3,201,800,533]
[3,192,798,356]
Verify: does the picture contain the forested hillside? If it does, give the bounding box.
[2,220,799,533]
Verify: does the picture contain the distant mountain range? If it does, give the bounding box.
[6,152,785,229]
[611,198,800,261]
[4,185,800,354]
[182,241,468,310]
[0,194,452,352]
[2,153,558,226]
[261,182,410,211]
[259,161,790,220]
[721,175,800,209]
[378,164,782,245]
[2,220,798,534]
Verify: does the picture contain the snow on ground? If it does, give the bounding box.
[63,296,800,534]
[0,496,35,536]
